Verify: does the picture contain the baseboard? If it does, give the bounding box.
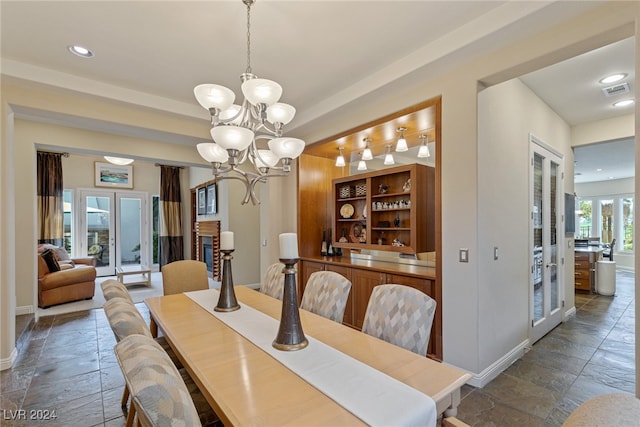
[465,339,529,388]
[0,347,18,371]
[564,306,577,320]
[16,305,34,315]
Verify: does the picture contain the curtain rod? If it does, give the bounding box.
[155,163,185,169]
[38,150,70,157]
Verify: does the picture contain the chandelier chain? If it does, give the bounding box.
[245,0,252,74]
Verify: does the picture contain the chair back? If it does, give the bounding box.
[260,262,285,300]
[100,279,134,303]
[300,271,352,323]
[362,284,436,356]
[603,238,616,260]
[161,260,209,295]
[115,334,202,427]
[104,297,152,342]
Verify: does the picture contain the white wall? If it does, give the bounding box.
[477,78,573,381]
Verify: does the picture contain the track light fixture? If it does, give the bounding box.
[417,134,431,158]
[395,127,408,152]
[335,147,346,167]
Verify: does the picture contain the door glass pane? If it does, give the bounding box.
[600,199,614,244]
[86,196,110,267]
[533,153,543,323]
[63,190,73,255]
[120,197,142,266]
[577,199,592,238]
[623,197,633,251]
[549,161,558,312]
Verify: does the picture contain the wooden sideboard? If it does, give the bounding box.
[299,256,441,361]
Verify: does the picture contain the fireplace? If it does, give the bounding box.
[195,220,220,281]
[202,237,213,273]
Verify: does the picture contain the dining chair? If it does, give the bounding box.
[603,238,616,261]
[100,279,134,303]
[300,271,352,323]
[259,262,285,300]
[362,284,437,356]
[161,260,210,295]
[114,334,203,427]
[104,298,219,427]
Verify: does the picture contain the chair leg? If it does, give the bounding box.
[150,317,158,338]
[125,404,136,427]
[121,385,130,409]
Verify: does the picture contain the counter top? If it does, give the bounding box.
[575,246,604,254]
[301,255,436,280]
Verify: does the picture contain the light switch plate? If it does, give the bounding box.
[459,248,469,263]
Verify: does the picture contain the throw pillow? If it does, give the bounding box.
[41,249,60,273]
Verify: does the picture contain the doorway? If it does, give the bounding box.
[77,189,149,276]
[530,135,564,343]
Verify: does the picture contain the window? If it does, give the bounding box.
[577,199,592,238]
[600,199,614,244]
[576,195,633,252]
[622,197,634,251]
[63,190,73,255]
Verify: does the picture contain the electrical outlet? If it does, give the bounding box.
[459,248,469,263]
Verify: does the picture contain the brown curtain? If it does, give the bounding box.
[160,165,184,266]
[37,152,64,246]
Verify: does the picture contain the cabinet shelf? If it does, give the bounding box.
[332,163,434,254]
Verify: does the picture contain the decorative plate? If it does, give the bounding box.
[340,203,355,218]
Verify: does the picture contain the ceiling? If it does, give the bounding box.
[0,1,634,183]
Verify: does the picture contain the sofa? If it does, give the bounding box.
[37,244,97,308]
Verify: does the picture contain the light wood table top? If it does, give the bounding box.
[146,286,470,426]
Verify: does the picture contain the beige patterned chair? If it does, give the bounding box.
[104,298,218,427]
[300,271,352,323]
[161,260,210,295]
[362,284,436,356]
[100,279,134,303]
[114,334,202,427]
[259,262,285,300]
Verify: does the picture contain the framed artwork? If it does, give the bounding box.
[206,183,217,215]
[95,162,133,188]
[197,187,206,215]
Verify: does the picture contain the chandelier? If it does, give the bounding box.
[194,0,305,205]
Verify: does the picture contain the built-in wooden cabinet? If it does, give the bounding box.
[332,163,434,255]
[299,258,440,360]
[574,249,602,292]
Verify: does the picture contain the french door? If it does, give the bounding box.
[530,136,564,343]
[78,190,148,276]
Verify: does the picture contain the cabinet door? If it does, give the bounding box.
[387,274,437,356]
[325,265,354,326]
[387,274,433,295]
[299,261,325,302]
[351,268,386,329]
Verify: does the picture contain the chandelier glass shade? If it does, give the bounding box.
[194,0,305,205]
[104,156,134,165]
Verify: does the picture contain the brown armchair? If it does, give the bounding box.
[37,244,97,308]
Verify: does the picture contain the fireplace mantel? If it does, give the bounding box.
[195,221,221,280]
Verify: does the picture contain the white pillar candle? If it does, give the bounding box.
[220,231,234,250]
[279,233,299,259]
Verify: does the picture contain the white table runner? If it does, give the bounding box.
[185,289,436,427]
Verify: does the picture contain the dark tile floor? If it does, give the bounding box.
[0,270,635,426]
[457,269,636,426]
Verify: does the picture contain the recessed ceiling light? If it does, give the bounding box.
[599,73,627,84]
[68,44,94,58]
[613,99,635,107]
[596,168,603,172]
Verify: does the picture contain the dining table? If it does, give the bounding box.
[145,286,470,426]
